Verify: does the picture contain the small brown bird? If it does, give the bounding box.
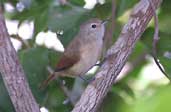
[41,18,107,87]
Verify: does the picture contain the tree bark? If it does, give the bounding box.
[0,7,40,112]
[72,0,162,112]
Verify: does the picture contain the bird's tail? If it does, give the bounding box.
[39,73,57,89]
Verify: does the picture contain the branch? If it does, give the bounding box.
[0,8,40,112]
[72,0,162,112]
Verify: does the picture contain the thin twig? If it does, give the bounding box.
[149,0,171,81]
[59,0,68,5]
[102,0,116,57]
[10,34,30,48]
[111,0,116,32]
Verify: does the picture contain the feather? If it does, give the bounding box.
[55,55,80,72]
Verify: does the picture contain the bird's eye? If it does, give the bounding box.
[91,24,96,28]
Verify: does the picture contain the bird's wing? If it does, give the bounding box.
[40,37,83,89]
[55,55,80,72]
[40,37,82,89]
[55,36,82,72]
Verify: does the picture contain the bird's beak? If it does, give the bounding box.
[101,18,110,25]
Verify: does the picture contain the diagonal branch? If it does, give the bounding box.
[72,0,162,112]
[0,7,40,112]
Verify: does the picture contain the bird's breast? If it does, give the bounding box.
[70,40,103,76]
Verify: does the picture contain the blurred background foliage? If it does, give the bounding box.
[0,0,171,112]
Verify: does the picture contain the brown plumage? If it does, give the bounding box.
[41,18,106,87]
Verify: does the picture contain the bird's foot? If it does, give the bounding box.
[78,75,95,84]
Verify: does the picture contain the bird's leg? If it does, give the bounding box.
[79,58,107,83]
[78,75,89,82]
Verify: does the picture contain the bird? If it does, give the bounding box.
[41,18,107,87]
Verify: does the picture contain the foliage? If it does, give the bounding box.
[0,0,171,112]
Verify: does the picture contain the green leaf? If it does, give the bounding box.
[48,5,88,46]
[0,76,14,112]
[91,3,112,19]
[44,84,72,112]
[34,9,48,36]
[116,0,138,17]
[18,47,49,103]
[159,57,171,78]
